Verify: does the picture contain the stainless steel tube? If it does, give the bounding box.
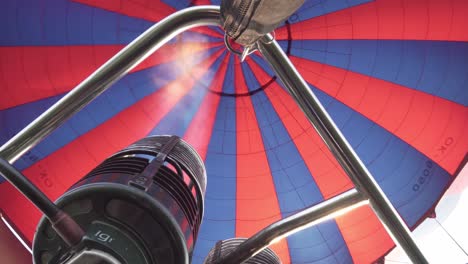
[0,6,222,163]
[219,189,367,264]
[256,34,428,264]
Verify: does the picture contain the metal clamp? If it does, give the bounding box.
[128,135,181,191]
[224,34,258,62]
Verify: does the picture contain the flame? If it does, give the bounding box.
[150,33,219,97]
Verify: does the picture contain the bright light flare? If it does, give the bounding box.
[270,199,370,246]
[1,215,32,254]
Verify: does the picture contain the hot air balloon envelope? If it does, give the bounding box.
[1,0,467,263]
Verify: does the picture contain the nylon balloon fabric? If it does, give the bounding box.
[1,0,467,263]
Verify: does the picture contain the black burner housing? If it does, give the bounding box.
[33,135,206,264]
